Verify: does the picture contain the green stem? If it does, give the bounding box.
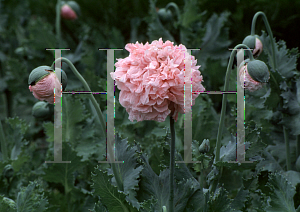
[211,44,252,194]
[297,135,300,158]
[251,12,276,75]
[200,159,204,188]
[166,2,180,26]
[0,120,9,161]
[51,58,124,191]
[169,116,175,212]
[251,11,290,170]
[56,0,62,47]
[51,57,106,136]
[112,163,124,191]
[215,44,253,163]
[283,125,291,170]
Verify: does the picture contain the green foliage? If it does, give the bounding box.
[43,143,84,193]
[0,0,300,211]
[92,168,133,212]
[16,181,48,212]
[0,195,16,212]
[265,173,297,212]
[107,135,143,209]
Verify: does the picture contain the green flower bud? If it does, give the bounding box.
[28,65,51,86]
[157,8,172,22]
[199,139,210,153]
[242,35,263,58]
[238,59,269,92]
[32,101,53,119]
[28,66,68,91]
[2,164,14,179]
[247,60,270,83]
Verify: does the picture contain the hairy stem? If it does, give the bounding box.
[169,116,175,212]
[251,12,276,70]
[297,135,300,158]
[51,57,106,136]
[166,2,180,25]
[251,11,290,170]
[215,44,253,162]
[56,0,62,47]
[51,57,124,192]
[211,44,252,194]
[0,120,8,161]
[283,125,291,170]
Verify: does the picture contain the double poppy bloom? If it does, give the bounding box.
[111,38,205,122]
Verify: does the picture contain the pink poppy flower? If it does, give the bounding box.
[29,72,61,104]
[111,38,205,122]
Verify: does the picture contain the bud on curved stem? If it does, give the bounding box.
[51,57,106,136]
[157,8,173,23]
[215,44,253,163]
[238,59,269,92]
[251,11,290,171]
[250,11,276,71]
[60,1,81,20]
[211,44,253,194]
[165,2,180,27]
[28,66,67,104]
[242,35,263,58]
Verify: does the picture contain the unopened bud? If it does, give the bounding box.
[32,101,53,119]
[28,66,67,104]
[157,8,172,23]
[199,139,210,153]
[242,35,263,58]
[238,59,269,92]
[61,1,81,20]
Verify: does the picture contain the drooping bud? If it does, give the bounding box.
[157,8,173,23]
[28,66,67,104]
[32,101,53,119]
[242,35,263,58]
[60,1,81,20]
[247,60,270,83]
[238,59,269,92]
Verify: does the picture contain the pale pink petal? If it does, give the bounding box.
[111,38,205,122]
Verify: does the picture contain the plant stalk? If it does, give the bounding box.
[169,116,175,212]
[211,44,252,194]
[0,120,8,161]
[51,57,106,136]
[215,44,254,162]
[283,125,291,170]
[297,135,300,158]
[56,0,62,47]
[166,2,180,26]
[251,12,276,70]
[51,57,124,191]
[251,11,290,170]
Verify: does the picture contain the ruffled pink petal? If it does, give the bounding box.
[111,38,205,122]
[239,65,264,92]
[29,72,61,104]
